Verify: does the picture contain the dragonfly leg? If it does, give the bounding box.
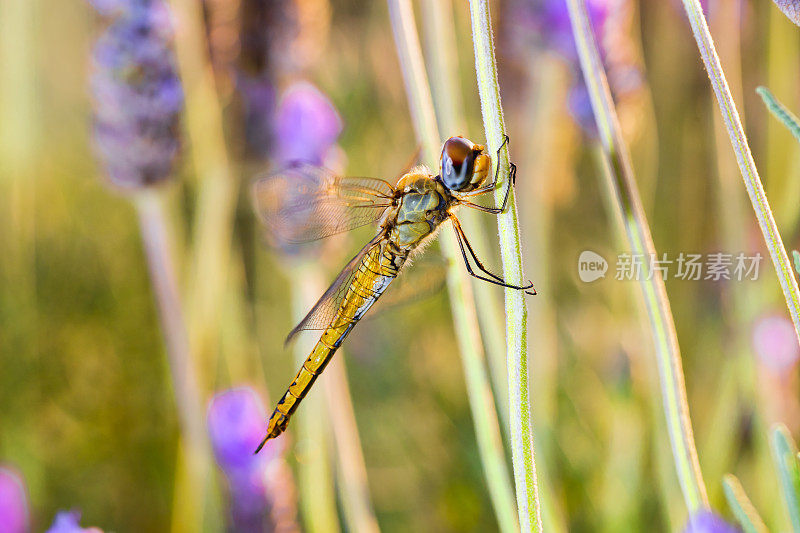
[450,215,536,295]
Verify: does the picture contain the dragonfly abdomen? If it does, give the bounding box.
[257,241,408,451]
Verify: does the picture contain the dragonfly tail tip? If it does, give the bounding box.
[254,436,269,454]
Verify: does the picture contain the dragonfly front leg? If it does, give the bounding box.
[456,135,516,214]
[450,215,536,295]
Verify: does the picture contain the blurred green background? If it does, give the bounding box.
[1,0,800,531]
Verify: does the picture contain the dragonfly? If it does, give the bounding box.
[252,136,535,452]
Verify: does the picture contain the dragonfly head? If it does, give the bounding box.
[440,137,491,192]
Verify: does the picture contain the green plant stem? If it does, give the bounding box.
[420,0,510,430]
[758,87,800,144]
[771,424,800,531]
[679,0,800,344]
[468,1,541,530]
[288,263,341,533]
[387,1,519,531]
[168,0,239,377]
[567,0,709,513]
[132,189,215,533]
[324,356,380,533]
[723,474,768,533]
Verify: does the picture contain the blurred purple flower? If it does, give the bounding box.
[272,81,342,166]
[683,510,739,533]
[773,0,800,25]
[509,0,608,63]
[238,74,276,158]
[753,313,800,373]
[0,467,29,533]
[89,0,183,190]
[46,510,103,533]
[208,387,292,532]
[508,0,645,136]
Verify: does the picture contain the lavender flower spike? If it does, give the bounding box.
[773,0,800,25]
[272,81,342,167]
[683,510,740,533]
[0,467,29,533]
[89,0,183,190]
[208,387,299,533]
[46,510,103,533]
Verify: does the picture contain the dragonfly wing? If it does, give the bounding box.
[286,233,385,344]
[366,254,447,316]
[253,163,395,245]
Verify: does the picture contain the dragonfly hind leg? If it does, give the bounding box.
[450,215,536,295]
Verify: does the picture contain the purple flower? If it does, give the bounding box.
[0,467,29,533]
[508,0,644,136]
[238,74,275,158]
[208,387,288,532]
[683,510,739,533]
[509,0,609,63]
[46,510,103,533]
[272,81,342,166]
[89,0,183,189]
[753,313,800,373]
[773,0,800,25]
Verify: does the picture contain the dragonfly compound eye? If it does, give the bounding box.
[440,136,476,191]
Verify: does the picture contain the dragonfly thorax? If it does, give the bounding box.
[386,172,450,249]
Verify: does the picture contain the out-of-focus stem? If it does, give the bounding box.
[722,474,769,533]
[421,0,510,430]
[132,189,213,533]
[468,1,542,530]
[324,356,380,533]
[388,1,519,531]
[765,7,800,231]
[567,0,709,513]
[288,263,341,533]
[167,0,239,374]
[679,0,800,344]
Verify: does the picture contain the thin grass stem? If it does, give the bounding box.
[387,1,519,531]
[420,0,511,430]
[167,0,239,374]
[467,1,542,530]
[679,0,800,344]
[288,264,342,533]
[566,0,709,513]
[722,474,769,533]
[757,87,800,144]
[324,356,380,533]
[132,189,214,532]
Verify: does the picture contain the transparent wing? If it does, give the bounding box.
[253,163,395,245]
[367,254,447,315]
[286,243,448,344]
[286,234,384,344]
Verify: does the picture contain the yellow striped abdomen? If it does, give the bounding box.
[257,241,406,450]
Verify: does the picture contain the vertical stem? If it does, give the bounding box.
[421,0,511,430]
[289,264,341,533]
[679,0,800,344]
[387,0,519,531]
[566,0,709,512]
[132,189,213,532]
[167,0,239,374]
[468,1,541,530]
[324,356,380,533]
